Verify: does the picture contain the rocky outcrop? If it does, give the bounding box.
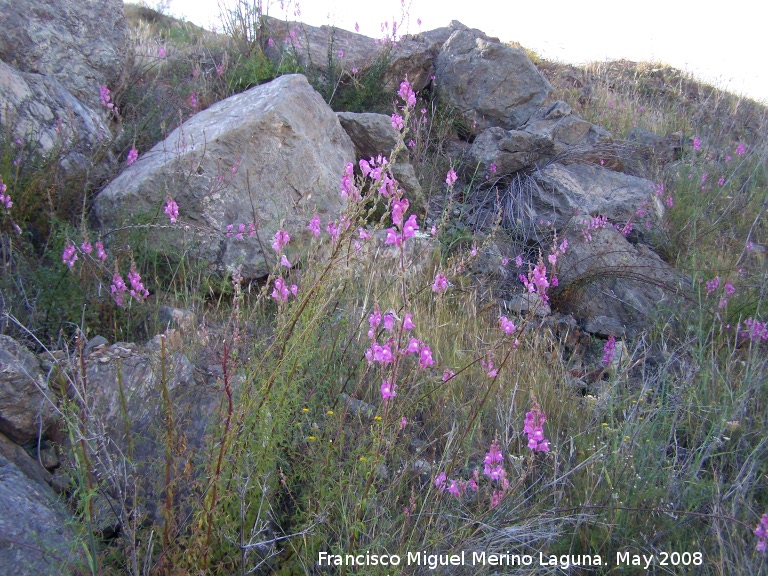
[0,0,128,110]
[0,455,81,575]
[555,226,685,335]
[0,335,57,445]
[527,162,663,239]
[94,74,355,280]
[263,17,461,93]
[466,127,554,176]
[435,29,552,131]
[81,339,221,523]
[0,60,110,167]
[523,100,613,152]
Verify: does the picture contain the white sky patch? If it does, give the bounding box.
[151,0,768,103]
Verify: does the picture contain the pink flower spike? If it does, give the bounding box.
[432,273,448,293]
[499,316,516,334]
[126,148,138,166]
[403,214,419,240]
[380,380,397,400]
[307,215,321,237]
[434,471,447,490]
[446,169,457,186]
[80,240,93,254]
[272,229,291,253]
[164,198,179,223]
[95,241,107,262]
[405,338,420,355]
[62,242,78,269]
[419,345,435,369]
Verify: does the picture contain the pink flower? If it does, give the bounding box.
[445,169,457,186]
[602,336,616,366]
[403,214,419,240]
[736,143,746,156]
[499,316,516,334]
[99,85,113,109]
[128,266,149,300]
[111,273,127,306]
[280,254,291,267]
[95,241,107,262]
[188,92,198,109]
[327,221,340,241]
[383,313,395,332]
[524,407,550,452]
[385,228,402,247]
[267,37,275,47]
[397,80,417,108]
[126,148,138,166]
[391,198,409,226]
[272,229,290,253]
[307,215,321,237]
[391,113,404,131]
[405,338,421,354]
[337,50,344,58]
[693,136,701,151]
[434,471,447,491]
[157,46,166,58]
[271,277,290,302]
[432,273,448,293]
[419,345,435,369]
[442,369,455,382]
[724,280,735,296]
[515,255,523,268]
[62,242,78,269]
[380,380,397,400]
[164,198,179,223]
[706,276,720,296]
[80,239,92,254]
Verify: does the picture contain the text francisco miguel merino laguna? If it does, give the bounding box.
[317,550,606,570]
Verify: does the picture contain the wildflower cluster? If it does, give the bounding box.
[704,275,735,309]
[434,441,510,508]
[270,229,298,302]
[741,318,768,342]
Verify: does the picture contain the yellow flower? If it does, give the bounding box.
[308,436,317,442]
[359,457,367,462]
[327,410,334,415]
[302,407,309,413]
[374,416,382,421]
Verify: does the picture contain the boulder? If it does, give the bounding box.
[82,340,220,523]
[466,127,554,176]
[0,335,57,444]
[0,60,110,167]
[0,431,52,488]
[0,454,81,575]
[94,74,355,280]
[554,226,685,335]
[0,0,128,110]
[264,18,461,93]
[435,29,552,131]
[626,127,682,165]
[523,101,613,151]
[527,162,663,239]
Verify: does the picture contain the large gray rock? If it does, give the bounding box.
[0,0,128,110]
[82,340,220,524]
[94,74,355,280]
[435,30,552,131]
[264,18,461,93]
[527,162,663,238]
[466,127,554,176]
[0,454,81,575]
[0,60,110,165]
[0,335,57,444]
[523,101,613,151]
[555,226,685,335]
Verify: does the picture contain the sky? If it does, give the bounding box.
[155,0,768,103]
